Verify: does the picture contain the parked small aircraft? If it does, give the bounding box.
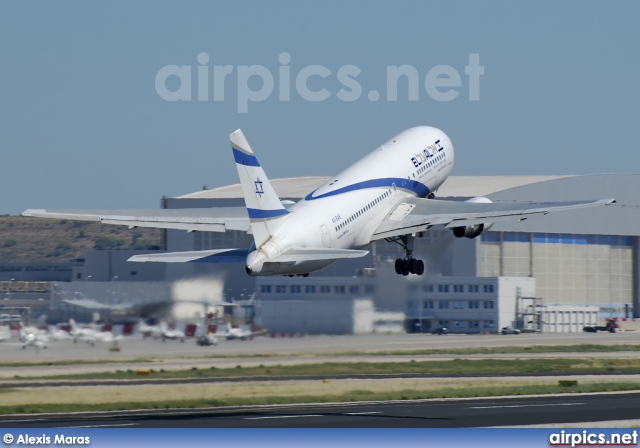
[69,319,121,346]
[19,323,48,351]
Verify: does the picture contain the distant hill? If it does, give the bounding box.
[0,216,164,263]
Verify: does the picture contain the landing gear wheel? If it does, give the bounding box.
[395,258,403,275]
[409,259,418,274]
[416,259,425,275]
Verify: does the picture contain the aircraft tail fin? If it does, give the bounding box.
[230,129,289,247]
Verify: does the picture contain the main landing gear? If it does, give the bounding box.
[386,234,425,276]
[394,258,424,276]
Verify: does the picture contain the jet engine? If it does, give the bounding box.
[451,197,494,239]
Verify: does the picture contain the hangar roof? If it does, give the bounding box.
[178,177,331,199]
[177,175,573,200]
[487,173,640,236]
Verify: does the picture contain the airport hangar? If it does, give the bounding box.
[147,173,640,334]
[4,174,639,334]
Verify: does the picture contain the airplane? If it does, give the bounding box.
[139,319,164,339]
[23,127,615,277]
[158,321,186,342]
[69,319,120,346]
[139,319,186,342]
[221,322,264,341]
[18,323,48,351]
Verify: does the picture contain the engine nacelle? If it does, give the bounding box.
[453,223,485,238]
[451,197,494,239]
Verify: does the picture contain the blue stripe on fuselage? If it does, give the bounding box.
[247,208,289,219]
[232,147,260,166]
[304,177,430,201]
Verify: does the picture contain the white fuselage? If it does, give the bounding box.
[246,126,454,275]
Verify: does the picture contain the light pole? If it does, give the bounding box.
[8,278,14,302]
[51,283,58,311]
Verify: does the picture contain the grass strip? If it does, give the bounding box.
[1,381,639,415]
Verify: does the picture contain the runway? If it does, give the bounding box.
[2,392,640,428]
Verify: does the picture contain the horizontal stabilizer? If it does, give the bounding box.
[128,248,250,263]
[271,247,369,262]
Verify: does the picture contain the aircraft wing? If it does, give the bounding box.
[22,208,250,232]
[372,197,616,240]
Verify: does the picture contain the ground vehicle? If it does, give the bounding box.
[196,334,218,346]
[432,327,448,335]
[501,326,520,335]
[583,319,617,333]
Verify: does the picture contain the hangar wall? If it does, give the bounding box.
[477,232,633,307]
[485,174,640,316]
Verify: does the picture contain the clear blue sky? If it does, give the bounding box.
[1,1,638,215]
